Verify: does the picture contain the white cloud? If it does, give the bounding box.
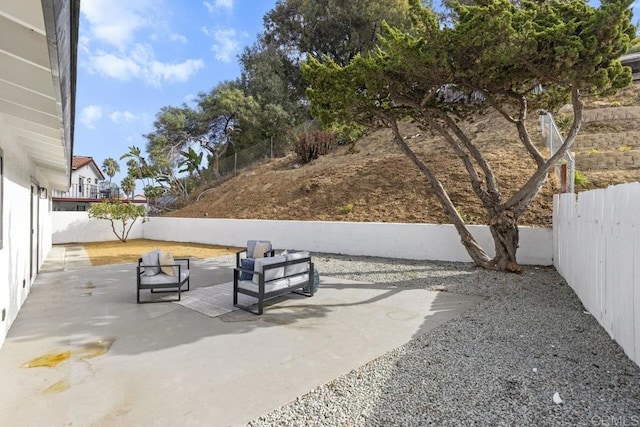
[86,44,203,86]
[183,93,196,104]
[148,59,205,84]
[210,28,241,62]
[204,0,233,14]
[110,111,136,124]
[81,0,157,49]
[91,52,141,81]
[170,33,188,44]
[79,105,103,129]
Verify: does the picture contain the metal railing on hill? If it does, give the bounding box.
[539,112,575,194]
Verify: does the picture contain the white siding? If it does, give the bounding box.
[554,183,640,366]
[0,125,53,348]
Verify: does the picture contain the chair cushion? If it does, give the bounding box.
[252,241,272,259]
[253,255,287,284]
[140,270,189,285]
[240,258,255,280]
[142,250,161,276]
[159,251,176,276]
[284,251,310,277]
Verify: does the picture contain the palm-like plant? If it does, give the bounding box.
[101,157,120,186]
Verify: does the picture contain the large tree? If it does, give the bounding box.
[238,0,416,124]
[304,0,634,272]
[263,0,412,65]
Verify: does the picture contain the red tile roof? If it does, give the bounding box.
[71,156,105,179]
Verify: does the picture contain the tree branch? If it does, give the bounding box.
[505,86,583,214]
[420,110,495,208]
[384,114,491,265]
[484,91,545,167]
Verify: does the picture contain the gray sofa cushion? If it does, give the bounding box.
[252,255,287,284]
[284,251,310,277]
[139,270,189,285]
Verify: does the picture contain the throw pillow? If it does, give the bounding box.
[252,241,271,258]
[240,258,255,280]
[142,250,161,276]
[159,251,176,276]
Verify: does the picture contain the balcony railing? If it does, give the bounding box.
[52,184,120,200]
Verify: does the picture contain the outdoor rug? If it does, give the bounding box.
[173,282,255,318]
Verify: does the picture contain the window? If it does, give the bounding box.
[0,149,3,249]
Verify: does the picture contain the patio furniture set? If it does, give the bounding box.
[135,240,316,314]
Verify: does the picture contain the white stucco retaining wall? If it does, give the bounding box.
[53,213,552,265]
[52,212,144,243]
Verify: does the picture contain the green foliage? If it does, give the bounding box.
[338,203,354,214]
[88,200,147,242]
[555,114,573,137]
[262,0,412,66]
[178,147,204,178]
[331,123,367,146]
[120,175,136,199]
[294,131,336,164]
[574,170,588,187]
[456,207,479,223]
[101,158,120,185]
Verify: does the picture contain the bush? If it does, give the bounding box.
[574,170,588,187]
[88,200,147,242]
[294,131,336,164]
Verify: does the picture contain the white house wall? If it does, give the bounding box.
[73,163,103,186]
[0,127,53,348]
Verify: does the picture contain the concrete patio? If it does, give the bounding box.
[0,246,482,426]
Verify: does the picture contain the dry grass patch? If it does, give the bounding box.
[80,239,241,266]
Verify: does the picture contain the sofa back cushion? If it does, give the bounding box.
[284,251,310,277]
[253,255,287,284]
[249,240,272,258]
[142,250,161,276]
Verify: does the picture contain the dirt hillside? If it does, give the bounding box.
[167,84,640,227]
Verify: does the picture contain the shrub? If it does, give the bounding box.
[294,131,336,164]
[574,170,588,187]
[338,203,354,214]
[88,200,147,242]
[331,123,366,146]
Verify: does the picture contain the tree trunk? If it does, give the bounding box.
[487,210,521,273]
[211,152,221,180]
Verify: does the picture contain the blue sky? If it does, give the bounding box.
[75,0,639,187]
[75,0,277,185]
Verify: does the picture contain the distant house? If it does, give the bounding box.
[621,52,640,81]
[52,156,119,211]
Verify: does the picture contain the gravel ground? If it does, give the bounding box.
[245,253,640,427]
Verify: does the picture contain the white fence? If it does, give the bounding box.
[554,182,640,366]
[52,214,552,265]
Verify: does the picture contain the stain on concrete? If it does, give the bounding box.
[21,351,71,368]
[42,380,70,394]
[21,338,115,368]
